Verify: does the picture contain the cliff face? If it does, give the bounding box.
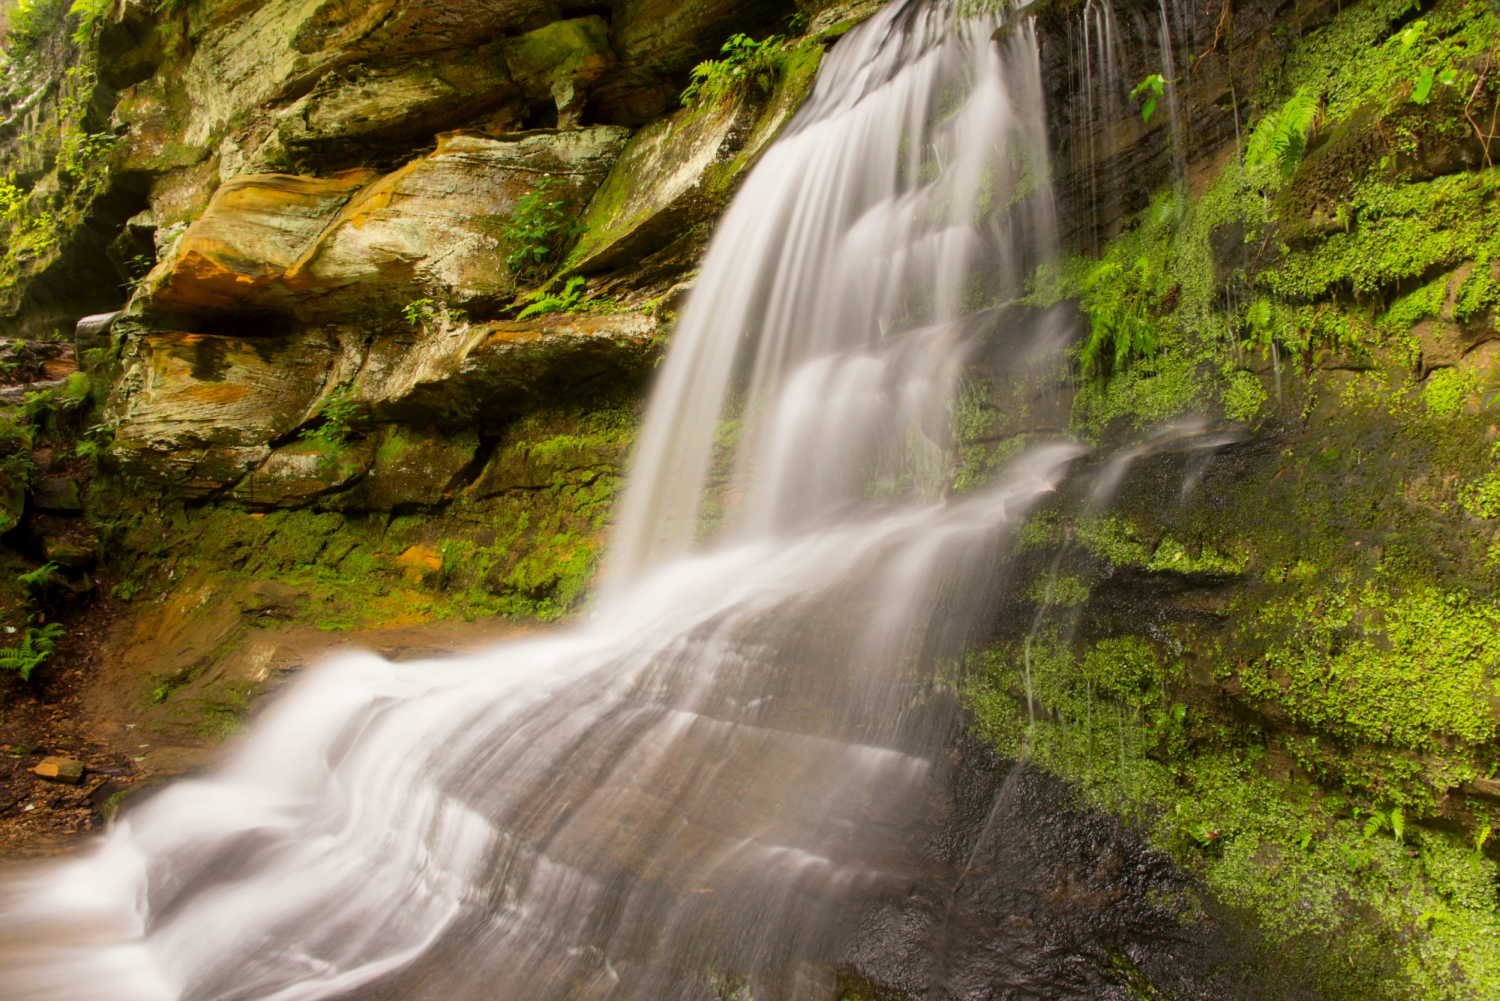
[2,0,1500,996]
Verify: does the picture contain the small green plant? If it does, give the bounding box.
[517,275,595,319]
[502,177,586,281]
[681,33,783,107]
[299,386,359,445]
[110,579,143,602]
[1076,258,1162,379]
[22,389,54,420]
[1130,74,1166,124]
[1244,87,1320,180]
[1385,20,1462,105]
[0,623,65,681]
[74,423,113,464]
[1222,370,1267,422]
[6,0,68,54]
[1422,367,1477,416]
[120,254,154,295]
[402,298,438,329]
[17,563,60,604]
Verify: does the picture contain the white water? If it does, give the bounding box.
[0,3,1081,998]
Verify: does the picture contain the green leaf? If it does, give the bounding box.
[1130,74,1165,124]
[1411,67,1435,104]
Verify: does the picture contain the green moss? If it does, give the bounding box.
[967,632,1500,1000]
[1222,370,1268,422]
[1146,536,1248,574]
[1076,513,1150,566]
[1244,582,1498,751]
[1423,367,1479,417]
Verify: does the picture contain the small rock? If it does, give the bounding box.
[32,756,84,784]
[31,476,82,513]
[40,537,96,570]
[237,580,310,620]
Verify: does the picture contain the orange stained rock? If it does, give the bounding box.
[153,172,376,308]
[396,545,444,583]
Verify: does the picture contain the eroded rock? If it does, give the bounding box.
[228,438,376,507]
[107,329,350,495]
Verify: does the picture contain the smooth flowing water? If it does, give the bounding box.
[0,3,1102,998]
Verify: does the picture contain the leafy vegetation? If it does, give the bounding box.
[680,33,783,107]
[515,275,617,319]
[1244,87,1320,180]
[502,177,587,283]
[0,622,65,681]
[299,387,359,446]
[402,298,438,329]
[1129,74,1165,124]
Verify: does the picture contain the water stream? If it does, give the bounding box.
[0,3,1258,998]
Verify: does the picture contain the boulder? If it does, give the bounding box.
[354,310,658,424]
[567,43,822,279]
[131,128,630,323]
[32,476,83,513]
[322,427,480,510]
[40,537,97,570]
[472,422,626,496]
[107,329,351,496]
[32,756,84,784]
[143,171,376,313]
[228,437,376,507]
[279,126,630,317]
[112,0,563,174]
[273,43,524,158]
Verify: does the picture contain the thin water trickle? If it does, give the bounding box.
[0,3,1091,999]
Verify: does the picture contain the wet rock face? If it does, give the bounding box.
[843,740,1317,1001]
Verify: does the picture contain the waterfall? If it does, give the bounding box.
[0,2,1082,998]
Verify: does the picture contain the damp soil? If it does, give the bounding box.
[0,594,132,858]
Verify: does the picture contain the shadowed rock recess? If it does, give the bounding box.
[0,0,1499,997]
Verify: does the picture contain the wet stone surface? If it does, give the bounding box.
[841,736,1317,1001]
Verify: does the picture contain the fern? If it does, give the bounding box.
[518,276,588,319]
[0,622,65,682]
[1244,87,1320,180]
[680,34,782,107]
[1076,258,1162,379]
[17,562,59,603]
[502,177,586,281]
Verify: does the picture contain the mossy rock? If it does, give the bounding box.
[228,438,375,508]
[322,427,480,511]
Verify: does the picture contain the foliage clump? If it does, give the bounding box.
[502,177,587,283]
[680,33,783,107]
[0,622,65,681]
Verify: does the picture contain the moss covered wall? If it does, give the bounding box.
[951,0,1500,996]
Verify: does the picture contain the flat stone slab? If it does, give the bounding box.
[32,756,84,784]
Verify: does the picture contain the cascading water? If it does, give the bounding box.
[0,3,1096,998]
